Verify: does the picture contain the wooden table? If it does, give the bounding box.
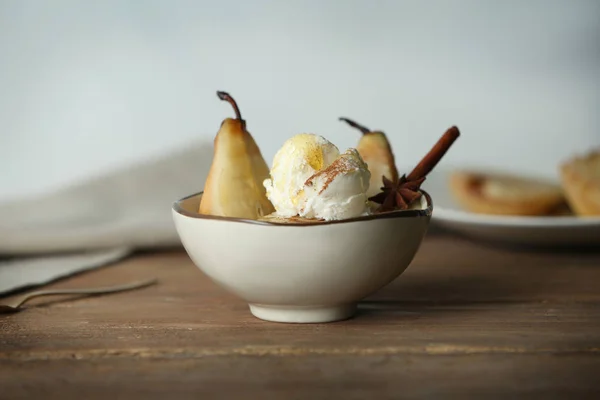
[1,234,599,399]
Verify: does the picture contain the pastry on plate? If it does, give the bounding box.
[559,150,600,216]
[449,170,565,216]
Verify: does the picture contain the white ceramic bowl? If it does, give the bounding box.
[172,193,432,323]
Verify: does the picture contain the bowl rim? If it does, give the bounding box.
[172,190,433,226]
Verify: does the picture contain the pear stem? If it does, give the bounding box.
[407,126,460,181]
[339,117,370,135]
[217,91,243,121]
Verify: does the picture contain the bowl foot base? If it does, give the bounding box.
[249,303,356,323]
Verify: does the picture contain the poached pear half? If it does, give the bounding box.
[199,91,275,219]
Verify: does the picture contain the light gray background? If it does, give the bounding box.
[1,0,599,201]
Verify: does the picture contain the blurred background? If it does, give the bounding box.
[1,0,599,201]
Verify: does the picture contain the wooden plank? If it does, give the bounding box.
[1,235,599,397]
[1,299,600,358]
[1,355,599,399]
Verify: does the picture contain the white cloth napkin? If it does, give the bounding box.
[0,141,212,295]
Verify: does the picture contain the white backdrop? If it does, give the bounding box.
[1,0,599,201]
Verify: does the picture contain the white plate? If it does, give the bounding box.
[424,170,600,248]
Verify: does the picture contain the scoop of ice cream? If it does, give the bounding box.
[263,133,340,217]
[263,133,371,220]
[301,148,372,220]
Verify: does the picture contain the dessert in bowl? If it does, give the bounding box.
[172,91,459,323]
[173,191,431,323]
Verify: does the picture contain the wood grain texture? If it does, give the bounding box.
[1,235,600,399]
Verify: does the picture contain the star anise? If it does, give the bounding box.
[369,126,460,213]
[369,175,426,212]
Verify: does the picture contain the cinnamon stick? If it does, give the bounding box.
[407,126,460,181]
